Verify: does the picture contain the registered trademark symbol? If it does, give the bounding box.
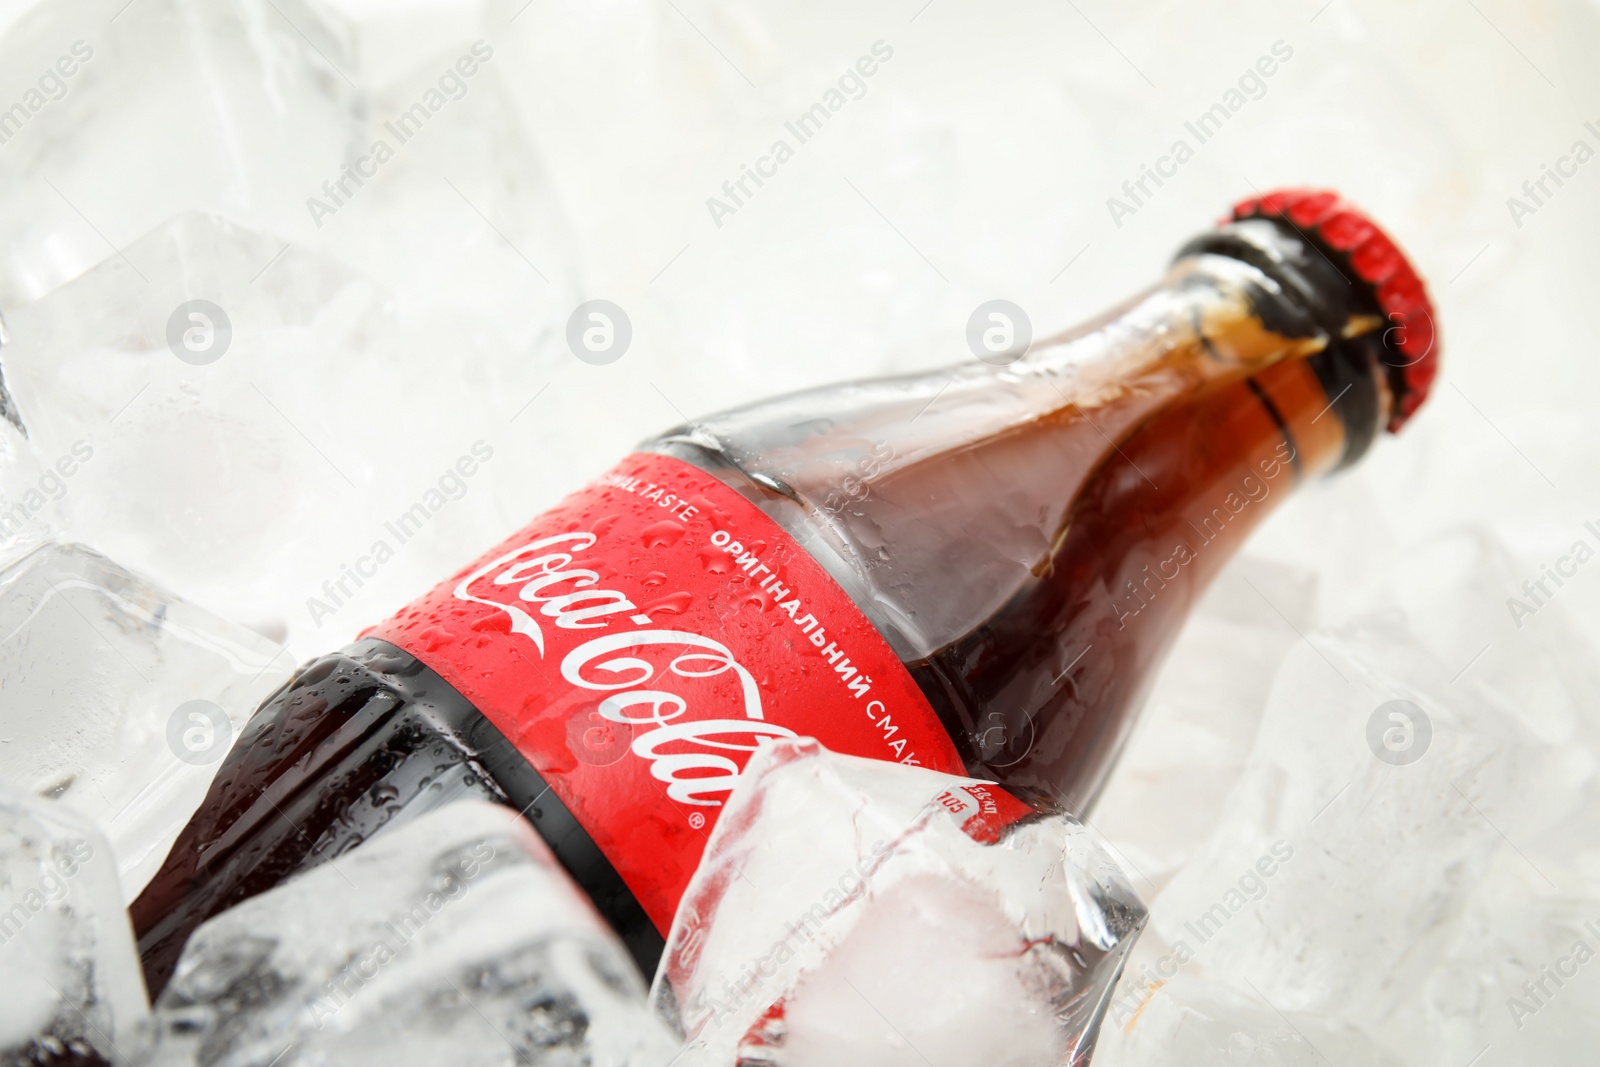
[688,812,706,830]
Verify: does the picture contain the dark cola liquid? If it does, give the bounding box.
[907,336,1382,812]
[132,214,1395,995]
[130,639,660,994]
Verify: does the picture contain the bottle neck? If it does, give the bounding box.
[1175,215,1394,470]
[996,223,1393,587]
[919,224,1396,806]
[649,220,1392,670]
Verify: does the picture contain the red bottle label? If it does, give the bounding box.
[367,452,966,933]
[933,781,1037,846]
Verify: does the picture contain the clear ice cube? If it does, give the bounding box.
[0,542,290,898]
[652,738,1146,1067]
[0,0,356,307]
[283,7,579,352]
[1094,531,1600,1064]
[0,784,151,1066]
[0,209,396,654]
[1097,975,1405,1066]
[151,798,679,1066]
[0,0,573,393]
[0,0,579,657]
[0,203,576,656]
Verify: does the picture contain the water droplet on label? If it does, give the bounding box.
[642,590,694,616]
[641,520,687,548]
[698,549,731,575]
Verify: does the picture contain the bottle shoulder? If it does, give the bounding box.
[638,262,1304,659]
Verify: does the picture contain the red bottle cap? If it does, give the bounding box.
[1228,189,1438,433]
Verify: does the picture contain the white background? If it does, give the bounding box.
[0,0,1596,1060]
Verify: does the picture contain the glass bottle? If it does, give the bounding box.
[131,189,1438,991]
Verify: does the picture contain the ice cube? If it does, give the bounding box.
[281,1,579,344]
[151,798,678,1066]
[0,542,291,898]
[0,204,578,658]
[1090,556,1319,896]
[0,785,151,1066]
[1097,974,1404,1066]
[0,209,394,654]
[0,0,357,307]
[1092,530,1600,1065]
[0,0,581,659]
[1145,610,1558,1017]
[652,738,1146,1067]
[299,0,489,96]
[0,394,56,564]
[0,0,575,406]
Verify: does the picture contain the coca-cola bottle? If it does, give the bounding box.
[132,189,1439,992]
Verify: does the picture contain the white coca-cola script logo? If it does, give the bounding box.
[456,532,795,806]
[455,532,637,653]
